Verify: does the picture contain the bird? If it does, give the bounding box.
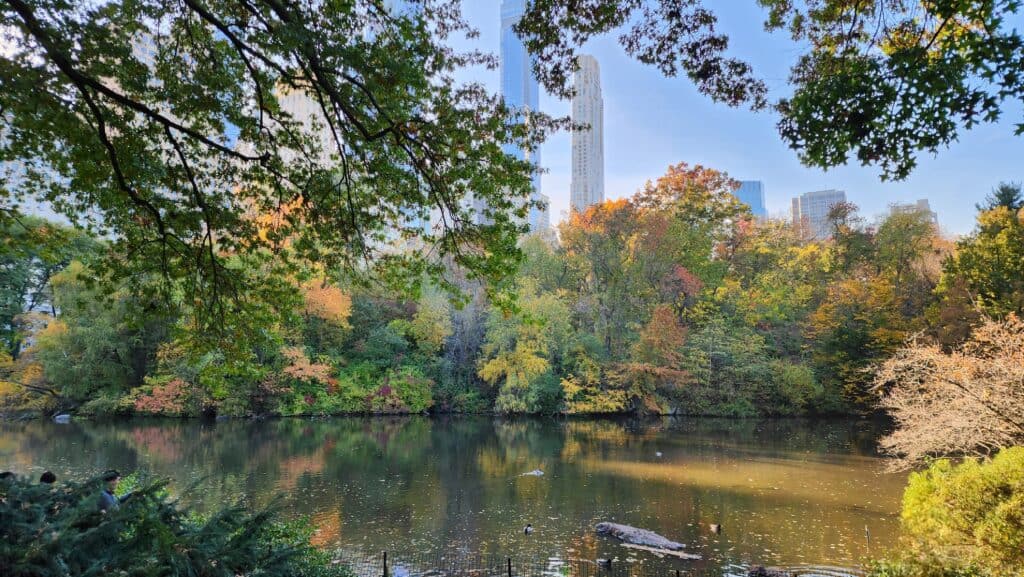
[597,558,612,569]
[655,451,663,458]
[709,523,722,534]
[523,524,534,535]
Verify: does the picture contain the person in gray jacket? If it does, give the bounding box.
[98,470,129,512]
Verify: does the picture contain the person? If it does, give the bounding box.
[98,469,131,512]
[39,471,56,484]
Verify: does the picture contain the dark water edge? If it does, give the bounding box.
[0,416,903,576]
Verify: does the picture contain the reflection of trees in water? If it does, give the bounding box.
[2,416,902,571]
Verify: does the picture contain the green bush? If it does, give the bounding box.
[890,447,1024,577]
[0,473,351,577]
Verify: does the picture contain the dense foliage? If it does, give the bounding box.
[8,165,1015,419]
[867,447,1024,577]
[0,473,350,577]
[1,0,1021,346]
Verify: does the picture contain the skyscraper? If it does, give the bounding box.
[571,55,604,214]
[791,189,847,240]
[500,0,544,231]
[735,181,766,218]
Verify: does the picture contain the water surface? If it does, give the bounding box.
[0,417,905,576]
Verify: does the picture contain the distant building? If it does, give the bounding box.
[529,191,550,233]
[571,55,604,214]
[791,189,847,240]
[889,199,938,226]
[735,181,766,218]
[501,0,544,232]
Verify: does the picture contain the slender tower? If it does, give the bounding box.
[500,0,545,231]
[571,55,604,214]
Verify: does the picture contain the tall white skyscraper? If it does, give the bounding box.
[570,55,604,214]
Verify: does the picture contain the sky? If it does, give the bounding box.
[453,2,1024,236]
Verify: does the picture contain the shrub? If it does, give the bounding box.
[894,447,1024,576]
[0,473,351,577]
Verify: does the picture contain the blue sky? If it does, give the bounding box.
[453,2,1024,235]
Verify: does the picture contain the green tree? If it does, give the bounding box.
[33,262,169,409]
[0,217,101,357]
[977,181,1023,212]
[0,474,350,577]
[807,275,909,408]
[875,210,939,304]
[940,206,1024,317]
[0,0,552,336]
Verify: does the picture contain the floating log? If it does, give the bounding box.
[619,543,701,560]
[595,522,685,551]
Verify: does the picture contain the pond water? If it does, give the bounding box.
[0,417,905,576]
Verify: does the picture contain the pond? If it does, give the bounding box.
[0,417,905,577]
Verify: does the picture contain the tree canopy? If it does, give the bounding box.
[1,0,1021,331]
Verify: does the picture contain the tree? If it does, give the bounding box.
[875,315,1024,467]
[0,474,350,577]
[808,275,909,408]
[477,280,572,413]
[0,217,101,357]
[875,210,938,302]
[977,181,1023,212]
[0,0,553,335]
[941,206,1024,317]
[612,304,690,413]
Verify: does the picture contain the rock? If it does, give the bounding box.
[52,414,71,424]
[594,522,685,551]
[747,566,789,577]
[521,469,544,477]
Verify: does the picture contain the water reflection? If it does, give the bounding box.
[0,417,904,575]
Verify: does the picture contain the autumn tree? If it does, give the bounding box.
[612,304,690,414]
[477,280,572,414]
[876,315,1024,467]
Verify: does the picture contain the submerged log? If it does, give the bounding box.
[747,566,789,577]
[619,543,701,560]
[594,522,685,551]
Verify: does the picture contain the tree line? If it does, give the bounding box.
[3,166,1021,420]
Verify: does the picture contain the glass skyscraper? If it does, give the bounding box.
[735,181,767,218]
[500,0,544,231]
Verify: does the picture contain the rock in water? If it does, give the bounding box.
[594,522,685,551]
[747,566,789,577]
[53,414,71,424]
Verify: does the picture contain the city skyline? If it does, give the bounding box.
[452,3,1023,235]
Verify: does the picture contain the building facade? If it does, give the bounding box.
[791,189,847,239]
[735,180,766,218]
[889,199,938,226]
[571,55,604,214]
[500,0,545,232]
